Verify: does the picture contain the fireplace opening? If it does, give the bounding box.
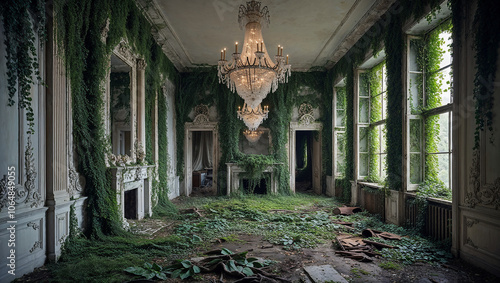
[242,178,267,194]
[124,189,138,219]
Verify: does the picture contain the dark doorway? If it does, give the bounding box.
[295,131,314,192]
[124,189,138,219]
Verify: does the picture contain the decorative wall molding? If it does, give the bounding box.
[193,104,210,125]
[137,58,147,70]
[466,237,478,249]
[466,218,479,228]
[24,136,42,208]
[27,221,40,230]
[29,240,42,253]
[465,149,500,209]
[298,103,315,125]
[0,175,8,211]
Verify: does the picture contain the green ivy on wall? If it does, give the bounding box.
[472,0,500,149]
[54,0,179,238]
[1,0,46,135]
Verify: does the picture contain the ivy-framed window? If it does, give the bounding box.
[407,19,453,196]
[358,62,387,183]
[334,84,346,177]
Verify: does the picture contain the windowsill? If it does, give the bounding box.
[357,181,385,189]
[405,192,452,205]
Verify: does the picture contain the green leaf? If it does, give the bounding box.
[181,260,192,268]
[221,248,234,255]
[152,263,162,272]
[252,262,264,268]
[242,267,254,276]
[207,258,222,266]
[228,260,238,271]
[171,269,182,278]
[156,272,167,280]
[143,271,155,280]
[180,270,192,279]
[143,262,152,269]
[192,265,201,274]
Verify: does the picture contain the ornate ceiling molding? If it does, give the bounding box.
[136,0,189,72]
[320,0,397,69]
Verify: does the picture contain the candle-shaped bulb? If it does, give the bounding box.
[260,41,263,52]
[286,54,289,64]
[256,43,259,52]
[235,42,238,53]
[221,50,223,60]
[281,47,283,56]
[223,48,226,60]
[278,45,280,56]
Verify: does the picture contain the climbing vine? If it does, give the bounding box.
[54,0,179,238]
[472,0,500,149]
[1,0,46,135]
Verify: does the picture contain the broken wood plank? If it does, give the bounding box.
[362,239,397,249]
[378,232,402,240]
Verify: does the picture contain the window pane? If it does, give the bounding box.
[380,153,387,180]
[439,31,452,69]
[409,39,422,72]
[438,67,452,105]
[371,94,382,122]
[437,154,450,188]
[437,113,449,152]
[380,124,387,154]
[336,110,345,127]
[359,97,369,123]
[359,73,370,97]
[410,153,422,184]
[359,153,369,177]
[409,73,422,112]
[336,87,346,109]
[410,119,422,152]
[336,132,346,175]
[359,127,369,152]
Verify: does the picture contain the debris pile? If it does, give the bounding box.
[334,228,401,262]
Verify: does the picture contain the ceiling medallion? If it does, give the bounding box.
[243,129,264,143]
[217,0,291,110]
[237,103,269,131]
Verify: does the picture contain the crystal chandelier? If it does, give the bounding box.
[237,103,269,131]
[243,129,264,143]
[218,0,291,109]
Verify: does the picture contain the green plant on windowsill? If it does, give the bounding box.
[416,180,451,201]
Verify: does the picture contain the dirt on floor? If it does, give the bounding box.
[131,218,498,283]
[16,215,500,283]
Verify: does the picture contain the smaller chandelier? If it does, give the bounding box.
[243,129,264,143]
[237,103,269,131]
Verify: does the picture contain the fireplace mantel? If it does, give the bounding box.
[226,163,279,195]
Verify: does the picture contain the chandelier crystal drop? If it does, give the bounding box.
[237,103,269,131]
[243,129,264,143]
[218,0,291,109]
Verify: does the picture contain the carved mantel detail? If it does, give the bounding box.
[465,149,500,209]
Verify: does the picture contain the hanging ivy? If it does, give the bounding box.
[54,0,179,238]
[472,0,500,149]
[1,0,46,135]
